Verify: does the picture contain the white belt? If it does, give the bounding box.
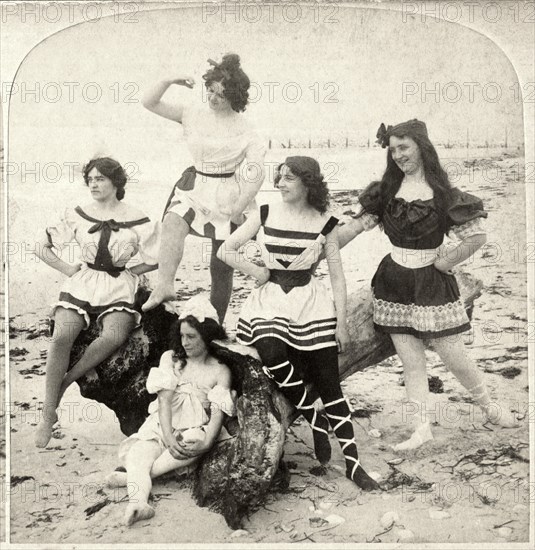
[391,246,439,269]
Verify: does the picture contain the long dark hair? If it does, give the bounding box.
[83,157,127,200]
[203,53,250,113]
[374,125,453,228]
[168,316,227,370]
[274,156,330,214]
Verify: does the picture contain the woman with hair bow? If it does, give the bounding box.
[141,54,266,321]
[338,120,519,451]
[33,157,160,448]
[106,295,235,526]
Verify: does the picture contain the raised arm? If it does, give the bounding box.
[216,210,269,284]
[325,226,349,353]
[142,77,195,123]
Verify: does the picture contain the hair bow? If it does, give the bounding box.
[207,58,230,81]
[178,294,219,323]
[376,123,393,148]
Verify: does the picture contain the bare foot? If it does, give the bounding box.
[35,418,57,448]
[105,471,127,488]
[85,368,99,383]
[124,503,155,526]
[141,285,176,312]
[483,403,520,428]
[392,421,433,452]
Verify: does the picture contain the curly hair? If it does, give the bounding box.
[274,156,330,214]
[168,315,228,370]
[365,122,453,229]
[82,157,127,200]
[203,53,250,113]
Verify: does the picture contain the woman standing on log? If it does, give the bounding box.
[141,54,266,321]
[106,295,235,526]
[339,120,518,451]
[217,156,379,491]
[34,158,159,448]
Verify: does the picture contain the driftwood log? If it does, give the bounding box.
[71,272,482,528]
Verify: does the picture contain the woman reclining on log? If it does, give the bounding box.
[337,119,519,451]
[217,156,379,491]
[106,295,235,526]
[34,157,159,448]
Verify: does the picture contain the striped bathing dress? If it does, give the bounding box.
[236,205,339,351]
[163,102,266,241]
[354,183,487,339]
[44,206,160,328]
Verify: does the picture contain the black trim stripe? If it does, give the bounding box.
[320,217,339,236]
[265,243,306,256]
[236,329,336,349]
[263,225,319,240]
[237,322,336,340]
[58,292,136,315]
[241,316,337,331]
[374,322,471,339]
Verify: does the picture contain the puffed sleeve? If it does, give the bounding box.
[43,208,77,251]
[146,350,179,394]
[207,385,236,416]
[344,181,383,231]
[447,188,488,240]
[245,129,267,165]
[134,219,160,266]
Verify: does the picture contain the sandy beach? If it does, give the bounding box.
[6,148,531,544]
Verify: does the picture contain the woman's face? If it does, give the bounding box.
[87,167,117,201]
[389,135,423,175]
[206,81,231,112]
[180,322,208,358]
[275,165,307,204]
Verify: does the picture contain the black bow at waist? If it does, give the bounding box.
[269,269,312,293]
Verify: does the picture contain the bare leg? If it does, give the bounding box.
[142,212,190,311]
[123,440,160,526]
[390,334,434,451]
[57,311,136,400]
[430,336,519,428]
[210,240,234,323]
[35,308,85,448]
[106,451,198,488]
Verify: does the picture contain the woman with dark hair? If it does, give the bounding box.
[217,156,379,491]
[34,157,159,448]
[106,295,235,526]
[339,119,518,450]
[141,54,266,320]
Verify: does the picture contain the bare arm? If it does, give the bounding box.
[202,367,232,447]
[216,211,269,283]
[338,217,367,250]
[34,237,81,277]
[129,263,158,276]
[142,77,195,123]
[325,226,349,353]
[434,233,487,273]
[158,389,185,458]
[230,164,265,223]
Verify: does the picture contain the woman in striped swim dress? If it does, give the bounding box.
[217,156,379,491]
[339,119,519,451]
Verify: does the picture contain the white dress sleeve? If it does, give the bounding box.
[244,129,267,166]
[134,219,160,266]
[43,208,77,251]
[207,385,236,416]
[146,350,179,394]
